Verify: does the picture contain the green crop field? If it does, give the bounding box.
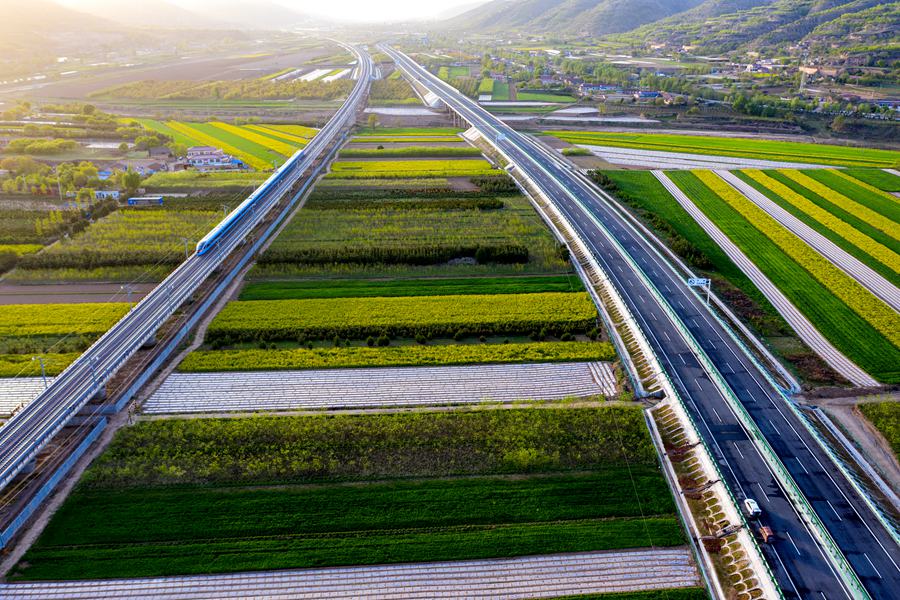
[205,292,597,344]
[517,91,577,102]
[670,170,900,383]
[137,120,313,170]
[492,82,511,100]
[349,135,463,144]
[326,159,499,179]
[239,275,584,300]
[355,127,463,136]
[15,209,221,273]
[478,78,494,94]
[798,170,900,226]
[143,170,268,190]
[180,340,614,372]
[338,146,482,158]
[841,169,900,192]
[737,170,900,286]
[859,401,900,458]
[10,408,680,580]
[251,195,568,277]
[758,171,900,259]
[548,132,900,167]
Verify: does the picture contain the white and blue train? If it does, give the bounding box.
[195,148,306,255]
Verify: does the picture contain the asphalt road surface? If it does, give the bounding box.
[383,44,900,600]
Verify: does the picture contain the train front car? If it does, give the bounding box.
[195,148,306,256]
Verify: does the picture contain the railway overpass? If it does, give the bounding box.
[381,44,899,600]
[0,44,372,509]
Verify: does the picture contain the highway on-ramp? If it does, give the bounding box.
[0,44,372,502]
[382,44,899,600]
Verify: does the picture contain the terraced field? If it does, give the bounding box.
[550,132,898,168]
[10,408,681,580]
[670,170,900,383]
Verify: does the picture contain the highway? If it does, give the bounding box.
[382,45,900,600]
[0,44,372,496]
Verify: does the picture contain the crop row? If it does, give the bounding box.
[257,196,565,271]
[0,352,80,377]
[778,169,900,239]
[209,122,301,157]
[797,169,900,227]
[338,146,482,158]
[163,121,272,170]
[305,195,505,211]
[842,168,900,192]
[18,210,221,270]
[549,131,898,167]
[143,170,268,190]
[181,340,611,372]
[740,170,900,278]
[326,159,499,179]
[82,407,659,487]
[697,170,900,347]
[239,275,585,301]
[0,302,129,339]
[672,171,899,382]
[245,124,313,146]
[205,292,597,343]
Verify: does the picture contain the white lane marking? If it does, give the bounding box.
[826,500,842,522]
[663,331,671,342]
[756,482,769,503]
[733,441,745,459]
[864,552,883,579]
[786,531,802,556]
[711,407,723,423]
[796,457,809,474]
[770,421,782,436]
[771,546,802,598]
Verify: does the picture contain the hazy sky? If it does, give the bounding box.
[60,0,485,22]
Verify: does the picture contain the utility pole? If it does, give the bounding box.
[179,237,190,260]
[32,356,47,389]
[221,204,229,217]
[120,284,136,309]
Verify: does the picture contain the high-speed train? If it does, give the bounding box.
[195,148,305,255]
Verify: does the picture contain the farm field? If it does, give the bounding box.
[549,132,899,168]
[143,170,268,191]
[239,275,585,300]
[842,168,900,192]
[205,292,597,344]
[858,401,900,458]
[669,170,900,383]
[179,341,613,373]
[135,120,313,170]
[0,302,129,376]
[326,159,499,179]
[10,209,221,282]
[736,170,900,286]
[10,408,681,580]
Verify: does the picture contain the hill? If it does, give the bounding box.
[60,0,236,30]
[618,0,898,55]
[443,0,706,35]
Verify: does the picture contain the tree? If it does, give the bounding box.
[76,188,94,203]
[367,114,379,129]
[123,169,142,192]
[830,115,848,133]
[118,142,129,153]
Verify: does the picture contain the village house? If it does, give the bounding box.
[186,146,244,170]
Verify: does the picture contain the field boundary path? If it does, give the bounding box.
[0,547,700,599]
[142,361,617,414]
[581,145,831,170]
[652,170,878,387]
[717,170,900,311]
